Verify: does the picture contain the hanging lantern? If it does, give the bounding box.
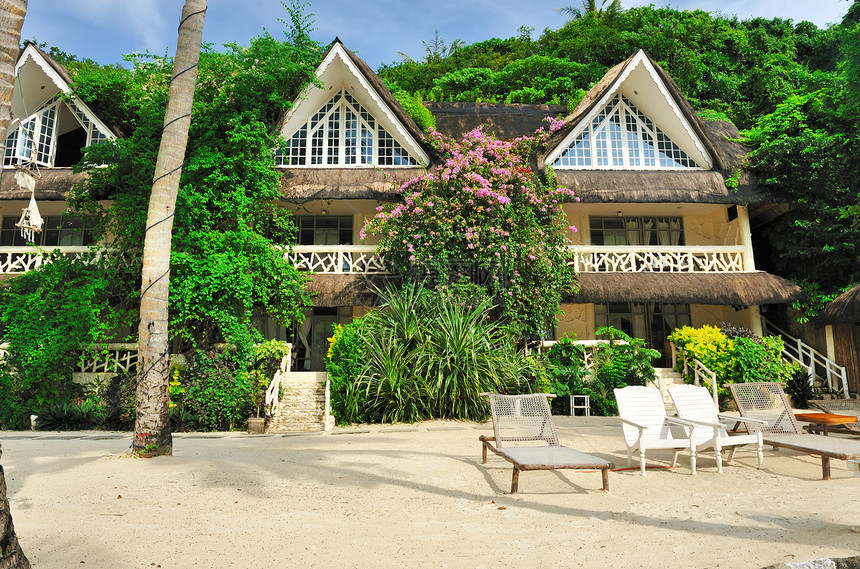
[14,168,42,242]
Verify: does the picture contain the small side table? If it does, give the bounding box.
[794,412,858,436]
[570,395,590,417]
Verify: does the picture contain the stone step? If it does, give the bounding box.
[267,372,328,433]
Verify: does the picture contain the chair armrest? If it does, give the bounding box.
[675,417,724,431]
[665,416,698,428]
[619,418,648,432]
[717,414,765,425]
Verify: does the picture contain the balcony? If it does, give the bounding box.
[0,244,751,276]
[570,245,748,273]
[0,246,106,275]
[284,244,749,275]
[284,245,387,274]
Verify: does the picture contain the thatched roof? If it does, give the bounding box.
[27,42,74,86]
[568,272,805,305]
[534,50,775,206]
[426,102,568,140]
[306,274,398,307]
[0,168,83,200]
[279,167,425,202]
[332,39,438,162]
[817,284,860,325]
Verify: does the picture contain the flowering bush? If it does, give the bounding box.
[362,120,579,336]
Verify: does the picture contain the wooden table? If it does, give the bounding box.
[794,412,859,436]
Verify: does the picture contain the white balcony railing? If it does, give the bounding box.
[0,244,749,276]
[0,246,106,275]
[284,245,387,274]
[570,245,747,273]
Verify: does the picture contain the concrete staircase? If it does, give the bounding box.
[654,367,685,414]
[267,372,331,433]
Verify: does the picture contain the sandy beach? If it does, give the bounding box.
[2,416,859,568]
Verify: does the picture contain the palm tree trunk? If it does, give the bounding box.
[133,0,206,456]
[0,4,31,566]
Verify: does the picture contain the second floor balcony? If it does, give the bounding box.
[0,243,753,277]
[284,244,751,275]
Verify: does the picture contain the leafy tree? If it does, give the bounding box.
[363,122,578,336]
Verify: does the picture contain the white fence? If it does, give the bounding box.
[570,245,746,273]
[283,245,386,274]
[0,246,109,275]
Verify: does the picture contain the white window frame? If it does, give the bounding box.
[3,95,112,168]
[277,89,419,168]
[554,94,702,170]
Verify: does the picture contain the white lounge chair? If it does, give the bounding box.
[479,393,614,493]
[669,384,764,474]
[614,386,695,476]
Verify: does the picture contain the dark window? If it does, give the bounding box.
[590,216,684,246]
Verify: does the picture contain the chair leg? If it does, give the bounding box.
[639,448,647,477]
[510,466,520,493]
[822,457,831,480]
[690,446,697,475]
[715,440,723,474]
[482,444,487,464]
[601,467,610,491]
[626,448,633,467]
[727,446,737,464]
[756,439,764,469]
[670,450,680,468]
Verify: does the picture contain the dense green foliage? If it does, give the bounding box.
[542,328,659,416]
[668,324,798,401]
[379,3,860,316]
[0,256,120,417]
[326,284,537,424]
[363,123,577,336]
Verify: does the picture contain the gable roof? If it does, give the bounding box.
[11,43,118,139]
[278,39,435,167]
[535,49,771,205]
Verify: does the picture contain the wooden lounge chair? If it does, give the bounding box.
[479,393,614,493]
[729,382,860,480]
[809,399,860,436]
[614,386,695,476]
[669,384,764,474]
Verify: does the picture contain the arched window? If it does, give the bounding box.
[553,94,700,170]
[277,89,418,167]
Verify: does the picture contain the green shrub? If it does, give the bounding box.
[327,283,531,424]
[326,320,370,425]
[100,372,136,431]
[785,365,814,409]
[36,395,105,431]
[182,351,256,431]
[0,371,29,430]
[669,324,795,403]
[544,338,588,414]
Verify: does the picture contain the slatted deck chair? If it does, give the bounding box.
[478,393,614,493]
[614,386,695,476]
[809,399,860,436]
[669,384,764,474]
[729,382,860,480]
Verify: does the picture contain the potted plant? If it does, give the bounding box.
[246,388,267,435]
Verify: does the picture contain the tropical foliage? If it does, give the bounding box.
[362,122,578,337]
[326,283,537,424]
[668,324,798,401]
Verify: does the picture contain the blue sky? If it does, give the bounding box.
[20,0,853,71]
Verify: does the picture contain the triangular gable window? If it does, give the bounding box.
[277,89,418,167]
[3,95,111,168]
[553,94,700,169]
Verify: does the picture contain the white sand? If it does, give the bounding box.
[3,416,860,568]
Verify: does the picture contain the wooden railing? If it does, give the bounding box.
[761,317,849,397]
[0,244,752,276]
[283,245,386,274]
[265,350,292,420]
[570,245,746,273]
[0,246,110,275]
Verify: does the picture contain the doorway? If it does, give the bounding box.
[594,302,691,367]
